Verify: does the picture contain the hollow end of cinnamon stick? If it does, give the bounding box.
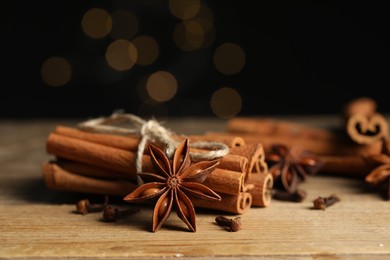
[230,143,266,179]
[192,192,252,214]
[246,173,274,207]
[346,113,388,145]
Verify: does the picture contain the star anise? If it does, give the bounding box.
[266,144,323,193]
[365,138,390,200]
[124,138,221,232]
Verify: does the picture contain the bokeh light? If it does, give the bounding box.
[193,17,215,48]
[133,35,159,66]
[197,4,214,22]
[105,39,138,71]
[109,10,138,40]
[81,8,112,39]
[210,87,242,118]
[169,0,201,20]
[41,57,72,87]
[174,20,205,51]
[146,71,178,102]
[213,43,246,75]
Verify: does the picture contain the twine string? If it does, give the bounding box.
[78,112,229,185]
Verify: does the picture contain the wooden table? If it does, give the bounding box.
[1,117,390,259]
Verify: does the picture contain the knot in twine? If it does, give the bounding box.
[78,111,229,185]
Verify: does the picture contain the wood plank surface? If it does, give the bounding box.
[1,117,390,259]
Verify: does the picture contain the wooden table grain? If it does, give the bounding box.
[1,117,390,259]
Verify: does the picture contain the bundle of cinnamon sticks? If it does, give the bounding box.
[207,97,390,199]
[43,125,273,214]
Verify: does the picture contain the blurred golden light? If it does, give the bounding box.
[210,87,242,119]
[110,10,138,40]
[146,71,177,102]
[81,8,112,39]
[213,43,246,75]
[169,0,201,20]
[193,17,215,48]
[105,39,138,71]
[174,20,205,51]
[41,56,72,87]
[197,4,214,22]
[133,35,159,66]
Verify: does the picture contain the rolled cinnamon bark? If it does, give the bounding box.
[56,159,136,181]
[44,160,251,214]
[42,162,137,196]
[342,97,388,144]
[192,192,252,214]
[206,131,386,156]
[317,154,379,178]
[56,125,244,151]
[203,168,244,196]
[46,134,246,197]
[187,134,245,148]
[227,117,337,141]
[230,143,265,179]
[47,133,248,176]
[55,125,141,151]
[245,173,273,207]
[46,133,153,177]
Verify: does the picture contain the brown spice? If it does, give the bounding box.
[266,144,322,193]
[273,189,307,202]
[215,215,241,232]
[123,138,221,232]
[313,194,340,210]
[342,97,388,144]
[76,195,109,215]
[102,206,140,222]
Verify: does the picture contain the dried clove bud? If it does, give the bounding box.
[273,189,307,202]
[103,206,140,222]
[215,215,241,232]
[76,195,109,215]
[313,194,340,210]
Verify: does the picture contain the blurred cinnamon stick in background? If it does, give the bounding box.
[342,97,388,145]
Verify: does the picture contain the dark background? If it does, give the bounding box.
[1,1,390,119]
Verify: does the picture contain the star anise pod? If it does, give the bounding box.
[124,138,221,232]
[266,144,323,193]
[365,138,390,200]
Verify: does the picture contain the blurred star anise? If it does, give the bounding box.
[266,144,323,193]
[124,138,221,232]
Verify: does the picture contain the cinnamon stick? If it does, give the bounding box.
[56,159,135,181]
[203,168,244,196]
[206,131,386,156]
[55,125,141,151]
[317,154,379,178]
[46,133,153,177]
[227,117,337,141]
[47,132,248,176]
[245,173,273,207]
[42,162,137,196]
[187,134,245,148]
[342,97,388,145]
[230,143,266,178]
[46,133,246,197]
[191,192,252,214]
[56,125,244,151]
